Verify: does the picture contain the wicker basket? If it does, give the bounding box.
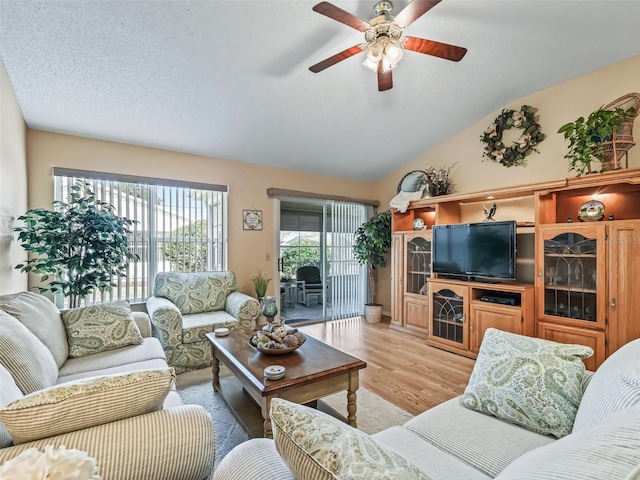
[594,92,640,170]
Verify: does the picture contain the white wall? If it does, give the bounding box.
[0,59,27,294]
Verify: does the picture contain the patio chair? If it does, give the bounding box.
[295,266,323,307]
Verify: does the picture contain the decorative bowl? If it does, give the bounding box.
[249,331,306,355]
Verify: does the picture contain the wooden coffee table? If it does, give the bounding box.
[205,329,367,438]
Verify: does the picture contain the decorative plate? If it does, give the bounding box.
[578,200,605,222]
[412,218,426,230]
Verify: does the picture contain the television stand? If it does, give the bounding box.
[427,278,534,358]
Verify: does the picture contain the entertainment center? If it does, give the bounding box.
[390,168,640,370]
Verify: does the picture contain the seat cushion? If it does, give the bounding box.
[0,291,69,368]
[573,337,640,432]
[57,358,169,384]
[154,271,237,314]
[182,311,239,344]
[61,300,143,358]
[58,337,166,378]
[0,311,58,394]
[270,398,431,480]
[403,396,554,478]
[0,368,175,444]
[373,426,490,480]
[462,328,592,438]
[495,405,640,480]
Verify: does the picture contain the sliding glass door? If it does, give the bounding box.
[279,200,369,322]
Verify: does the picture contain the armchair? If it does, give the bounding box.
[147,271,260,373]
[295,266,324,307]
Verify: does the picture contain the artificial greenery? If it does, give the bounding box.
[480,105,545,167]
[558,106,636,176]
[251,270,271,298]
[353,210,392,305]
[423,163,457,196]
[15,183,138,308]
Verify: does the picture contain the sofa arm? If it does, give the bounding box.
[213,438,295,480]
[133,311,152,337]
[146,296,184,362]
[0,405,215,480]
[225,292,260,329]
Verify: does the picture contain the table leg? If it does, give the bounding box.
[263,397,273,438]
[211,349,220,392]
[347,372,359,428]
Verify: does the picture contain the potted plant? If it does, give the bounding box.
[558,105,636,176]
[15,183,138,308]
[251,270,271,299]
[353,210,392,323]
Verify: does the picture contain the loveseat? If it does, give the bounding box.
[0,291,215,480]
[214,330,640,480]
[147,271,261,373]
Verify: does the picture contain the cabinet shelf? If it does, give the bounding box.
[544,253,596,258]
[544,285,597,294]
[433,317,464,326]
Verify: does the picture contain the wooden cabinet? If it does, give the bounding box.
[537,322,605,371]
[427,278,534,358]
[390,231,432,337]
[390,168,640,365]
[607,220,640,356]
[535,172,640,369]
[469,302,524,354]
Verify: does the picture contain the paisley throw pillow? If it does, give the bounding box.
[61,300,143,358]
[462,328,593,438]
[270,398,432,480]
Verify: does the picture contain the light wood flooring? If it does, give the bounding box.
[300,316,476,416]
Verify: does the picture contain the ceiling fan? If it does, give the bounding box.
[309,0,467,92]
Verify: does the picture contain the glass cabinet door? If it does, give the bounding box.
[538,225,605,328]
[429,282,468,349]
[405,233,431,296]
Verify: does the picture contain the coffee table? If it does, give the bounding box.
[205,329,367,438]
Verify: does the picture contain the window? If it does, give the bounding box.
[54,169,227,305]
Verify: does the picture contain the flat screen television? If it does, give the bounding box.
[432,220,517,280]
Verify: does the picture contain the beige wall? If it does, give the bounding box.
[0,60,27,294]
[26,131,376,298]
[373,55,640,312]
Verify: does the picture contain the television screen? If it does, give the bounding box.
[432,220,516,280]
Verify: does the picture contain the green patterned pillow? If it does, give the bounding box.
[153,271,238,314]
[270,398,433,480]
[462,328,593,438]
[0,368,174,444]
[61,300,143,358]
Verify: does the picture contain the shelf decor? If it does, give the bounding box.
[480,105,546,167]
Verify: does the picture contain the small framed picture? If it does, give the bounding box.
[243,209,263,230]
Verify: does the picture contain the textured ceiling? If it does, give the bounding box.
[1,0,640,182]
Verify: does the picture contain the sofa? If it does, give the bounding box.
[147,271,261,373]
[213,329,640,480]
[0,291,215,480]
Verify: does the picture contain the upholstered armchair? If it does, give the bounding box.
[146,271,260,373]
[295,266,324,307]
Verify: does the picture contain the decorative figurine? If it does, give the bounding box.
[483,203,497,222]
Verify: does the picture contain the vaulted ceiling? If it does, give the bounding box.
[2,1,639,182]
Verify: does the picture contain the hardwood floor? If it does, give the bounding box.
[300,317,476,416]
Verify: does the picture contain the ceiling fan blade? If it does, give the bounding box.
[309,45,364,73]
[377,62,393,92]
[312,2,371,32]
[403,36,467,62]
[393,0,442,28]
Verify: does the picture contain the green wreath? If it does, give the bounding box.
[480,105,546,167]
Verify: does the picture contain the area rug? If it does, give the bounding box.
[176,368,413,465]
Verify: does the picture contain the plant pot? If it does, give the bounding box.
[363,304,383,324]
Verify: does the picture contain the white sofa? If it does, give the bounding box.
[0,291,215,480]
[214,334,640,480]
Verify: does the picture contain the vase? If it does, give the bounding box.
[262,296,278,317]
